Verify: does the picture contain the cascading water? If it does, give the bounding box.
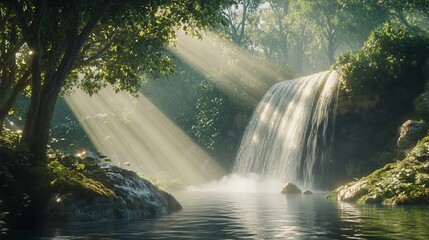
[233,71,341,190]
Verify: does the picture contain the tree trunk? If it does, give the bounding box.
[23,82,60,160]
[327,40,335,66]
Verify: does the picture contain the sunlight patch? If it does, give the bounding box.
[65,87,225,185]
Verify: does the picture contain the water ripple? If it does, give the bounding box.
[10,191,429,239]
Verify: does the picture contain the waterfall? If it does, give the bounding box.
[233,71,341,190]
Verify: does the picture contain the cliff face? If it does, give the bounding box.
[323,60,429,190]
[326,60,429,203]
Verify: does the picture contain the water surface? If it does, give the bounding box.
[12,191,429,239]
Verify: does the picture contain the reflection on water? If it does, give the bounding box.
[11,192,429,239]
[339,202,429,240]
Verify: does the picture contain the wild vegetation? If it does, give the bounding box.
[336,23,429,109]
[1,0,429,235]
[328,135,429,204]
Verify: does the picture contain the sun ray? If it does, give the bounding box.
[65,88,225,184]
[170,31,285,106]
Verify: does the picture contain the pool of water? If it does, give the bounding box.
[11,191,429,239]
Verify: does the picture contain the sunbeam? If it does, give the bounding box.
[65,88,225,184]
[170,31,285,106]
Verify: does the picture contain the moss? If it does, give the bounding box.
[331,134,429,204]
[47,154,116,199]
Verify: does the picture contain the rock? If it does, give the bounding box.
[363,194,382,204]
[281,183,302,194]
[43,164,182,221]
[414,92,429,119]
[336,180,368,201]
[303,190,313,195]
[397,120,429,157]
[410,140,429,162]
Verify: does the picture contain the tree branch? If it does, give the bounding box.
[74,41,113,69]
[46,0,111,92]
[75,30,118,69]
[2,70,31,108]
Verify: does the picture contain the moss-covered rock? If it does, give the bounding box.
[329,135,429,205]
[397,120,429,158]
[43,151,182,221]
[0,129,182,229]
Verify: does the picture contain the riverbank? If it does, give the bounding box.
[0,129,181,235]
[328,133,429,204]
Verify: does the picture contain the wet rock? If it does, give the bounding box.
[303,190,313,195]
[281,183,302,194]
[410,139,429,162]
[414,92,429,119]
[336,180,368,201]
[397,120,429,157]
[44,164,182,221]
[363,194,382,204]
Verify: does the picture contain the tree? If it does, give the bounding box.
[0,0,233,160]
[300,0,344,66]
[267,0,289,64]
[221,0,264,46]
[0,5,30,131]
[337,0,389,46]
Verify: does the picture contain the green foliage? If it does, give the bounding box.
[335,23,429,109]
[191,82,225,152]
[0,128,22,149]
[331,134,429,204]
[46,150,115,199]
[141,57,251,166]
[1,0,235,160]
[0,129,45,232]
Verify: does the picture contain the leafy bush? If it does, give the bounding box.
[46,150,115,199]
[0,128,22,149]
[335,23,429,109]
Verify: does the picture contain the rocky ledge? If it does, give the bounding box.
[328,134,429,204]
[43,154,182,221]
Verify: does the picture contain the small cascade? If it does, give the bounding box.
[233,71,341,190]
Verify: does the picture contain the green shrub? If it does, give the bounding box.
[335,23,429,109]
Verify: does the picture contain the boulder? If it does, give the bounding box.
[281,183,302,194]
[303,190,313,195]
[336,180,368,202]
[397,120,429,157]
[43,164,182,221]
[414,92,429,119]
[363,194,382,204]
